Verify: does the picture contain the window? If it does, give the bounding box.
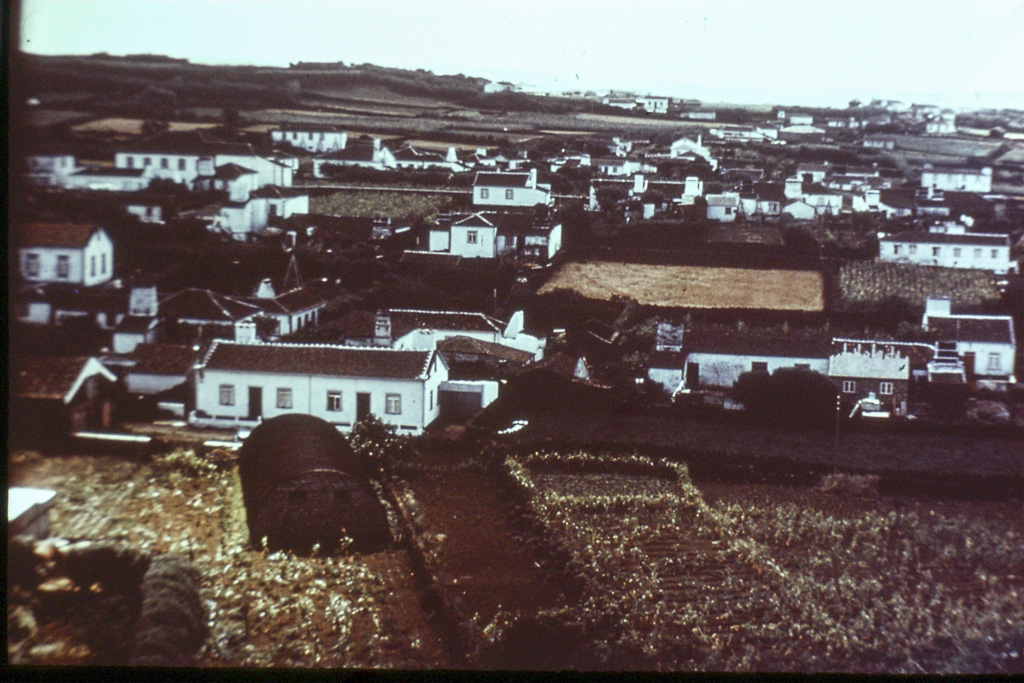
[327,391,342,412]
[974,248,982,258]
[879,382,894,395]
[219,384,235,405]
[276,388,293,409]
[505,189,515,200]
[57,255,70,278]
[932,247,940,257]
[161,158,169,169]
[127,156,135,169]
[144,157,152,167]
[178,158,186,171]
[466,230,478,244]
[429,390,434,410]
[385,393,402,415]
[842,380,856,394]
[987,352,1001,372]
[909,244,917,255]
[751,361,769,373]
[480,188,489,199]
[90,256,97,277]
[724,207,734,215]
[953,247,962,258]
[992,249,999,259]
[25,253,40,276]
[100,254,107,274]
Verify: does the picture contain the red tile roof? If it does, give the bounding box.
[202,341,436,379]
[19,224,102,249]
[926,316,1015,345]
[159,289,262,323]
[14,357,111,401]
[437,336,534,364]
[389,309,504,340]
[685,325,832,358]
[130,344,197,376]
[474,172,531,188]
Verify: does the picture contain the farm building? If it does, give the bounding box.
[828,339,935,417]
[921,297,1017,381]
[428,211,563,263]
[393,145,466,172]
[706,193,741,222]
[191,340,448,434]
[237,414,390,554]
[12,356,118,446]
[878,231,1015,274]
[472,170,553,207]
[679,325,831,392]
[312,139,397,175]
[271,126,348,153]
[18,224,115,287]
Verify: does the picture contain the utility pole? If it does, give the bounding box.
[833,390,842,472]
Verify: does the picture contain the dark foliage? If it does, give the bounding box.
[132,554,208,666]
[732,367,838,427]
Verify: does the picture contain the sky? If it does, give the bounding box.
[16,0,1024,110]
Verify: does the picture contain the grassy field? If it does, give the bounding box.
[838,261,1002,309]
[309,190,455,222]
[504,451,1024,672]
[71,118,222,135]
[539,261,825,311]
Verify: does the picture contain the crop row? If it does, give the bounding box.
[837,261,1001,308]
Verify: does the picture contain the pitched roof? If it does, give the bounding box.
[245,287,328,315]
[881,231,1009,246]
[393,146,447,162]
[201,340,437,380]
[926,316,1015,344]
[19,223,102,249]
[389,309,505,339]
[129,343,196,376]
[474,172,531,188]
[115,315,159,334]
[14,357,116,402]
[828,339,934,379]
[436,335,534,364]
[159,289,262,323]
[318,144,377,162]
[251,185,307,200]
[213,163,258,180]
[685,325,832,358]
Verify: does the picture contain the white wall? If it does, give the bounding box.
[63,174,151,192]
[880,241,1014,274]
[194,362,447,434]
[428,229,451,252]
[922,169,992,193]
[20,230,114,286]
[686,352,829,389]
[648,367,683,395]
[954,340,1015,378]
[126,373,186,395]
[450,225,497,258]
[473,186,551,207]
[272,130,347,153]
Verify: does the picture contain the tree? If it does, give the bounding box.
[222,107,241,129]
[137,86,178,120]
[732,367,837,427]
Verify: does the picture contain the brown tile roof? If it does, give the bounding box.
[390,309,504,340]
[20,224,101,249]
[243,288,328,316]
[474,172,531,188]
[202,341,436,379]
[684,325,832,358]
[159,289,262,323]
[213,163,258,180]
[319,143,377,162]
[926,316,1015,344]
[130,344,197,376]
[437,336,534,364]
[14,357,93,400]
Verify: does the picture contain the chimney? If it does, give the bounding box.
[128,285,158,317]
[923,296,951,328]
[234,320,257,344]
[374,310,392,346]
[255,278,276,299]
[633,174,646,195]
[528,168,538,189]
[504,310,524,339]
[373,138,381,152]
[696,134,702,146]
[446,147,458,163]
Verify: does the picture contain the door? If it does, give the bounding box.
[963,352,975,380]
[248,387,262,420]
[685,362,700,390]
[356,393,371,421]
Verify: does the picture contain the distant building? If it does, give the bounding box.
[428,210,562,263]
[271,126,347,153]
[472,170,552,207]
[312,139,397,175]
[25,151,78,187]
[921,166,992,194]
[922,296,1016,380]
[706,193,741,222]
[828,339,934,416]
[878,231,1014,274]
[636,96,670,114]
[668,135,718,170]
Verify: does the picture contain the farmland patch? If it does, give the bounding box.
[538,261,825,311]
[838,261,1001,309]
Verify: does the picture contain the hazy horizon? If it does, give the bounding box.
[17,0,1024,111]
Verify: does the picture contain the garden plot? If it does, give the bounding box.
[838,261,1001,309]
[7,450,448,668]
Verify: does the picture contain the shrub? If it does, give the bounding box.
[732,367,838,427]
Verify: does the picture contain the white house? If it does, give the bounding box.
[365,309,545,360]
[62,167,152,192]
[782,199,818,221]
[114,130,293,189]
[706,193,741,222]
[393,145,466,172]
[312,139,397,176]
[879,231,1015,274]
[124,343,196,396]
[241,279,328,337]
[925,113,957,135]
[212,197,272,241]
[680,326,832,391]
[253,186,310,220]
[593,157,656,178]
[271,127,348,153]
[25,152,78,187]
[921,166,992,194]
[827,339,934,416]
[669,136,718,170]
[191,340,448,435]
[430,211,562,262]
[789,114,814,125]
[196,163,261,202]
[472,170,552,207]
[637,96,670,114]
[19,224,115,287]
[921,297,1017,380]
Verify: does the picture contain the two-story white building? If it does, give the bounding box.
[25,152,78,187]
[191,338,448,434]
[921,166,992,194]
[878,231,1015,274]
[472,170,552,207]
[18,224,115,287]
[922,296,1017,381]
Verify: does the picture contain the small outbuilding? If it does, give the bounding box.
[237,414,390,554]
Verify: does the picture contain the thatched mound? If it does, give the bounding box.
[132,554,208,667]
[238,414,390,553]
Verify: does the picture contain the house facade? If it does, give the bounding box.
[271,127,348,153]
[681,327,831,391]
[472,170,553,207]
[12,356,118,443]
[429,211,562,262]
[312,140,397,176]
[922,297,1017,380]
[19,224,115,287]
[25,153,78,187]
[827,339,934,416]
[921,167,992,194]
[191,340,448,435]
[706,193,741,222]
[878,231,1015,274]
[62,167,152,192]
